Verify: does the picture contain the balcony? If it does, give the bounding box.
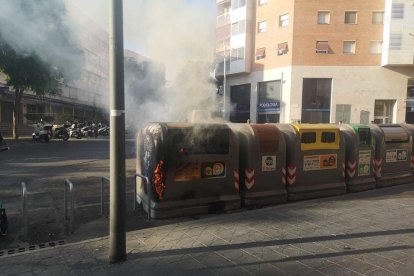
[217,13,231,26]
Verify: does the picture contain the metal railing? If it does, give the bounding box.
[101,177,109,214]
[100,175,143,216]
[63,179,74,234]
[134,173,151,221]
[21,182,28,241]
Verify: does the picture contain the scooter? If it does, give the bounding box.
[98,126,109,136]
[53,125,70,141]
[0,202,7,236]
[32,123,52,142]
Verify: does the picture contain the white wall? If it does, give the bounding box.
[291,66,409,123]
[225,65,409,123]
[382,0,414,65]
[224,66,292,123]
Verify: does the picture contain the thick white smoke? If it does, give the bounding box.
[0,0,84,80]
[123,0,221,131]
[70,0,221,131]
[1,0,220,131]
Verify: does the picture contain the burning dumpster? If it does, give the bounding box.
[136,123,240,218]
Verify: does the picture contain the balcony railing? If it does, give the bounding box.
[217,13,231,26]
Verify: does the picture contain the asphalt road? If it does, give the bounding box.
[0,138,146,250]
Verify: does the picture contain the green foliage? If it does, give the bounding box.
[0,0,84,94]
[0,39,60,94]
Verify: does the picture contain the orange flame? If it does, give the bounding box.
[153,160,166,199]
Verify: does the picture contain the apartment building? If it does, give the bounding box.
[215,0,414,124]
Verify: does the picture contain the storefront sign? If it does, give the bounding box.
[257,101,280,112]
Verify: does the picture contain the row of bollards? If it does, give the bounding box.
[20,175,149,240]
[21,179,75,240]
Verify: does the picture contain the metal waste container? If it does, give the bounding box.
[370,124,413,187]
[136,123,240,218]
[339,124,376,192]
[229,123,287,208]
[400,123,414,172]
[278,124,346,201]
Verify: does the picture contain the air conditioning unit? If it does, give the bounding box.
[278,49,287,55]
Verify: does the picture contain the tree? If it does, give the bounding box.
[0,40,61,139]
[0,0,83,139]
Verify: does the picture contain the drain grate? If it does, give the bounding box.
[0,240,66,258]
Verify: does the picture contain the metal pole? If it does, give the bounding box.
[64,181,68,220]
[223,43,227,120]
[133,176,137,211]
[135,173,151,221]
[109,0,126,263]
[69,180,74,234]
[64,179,74,234]
[101,177,105,215]
[21,182,28,241]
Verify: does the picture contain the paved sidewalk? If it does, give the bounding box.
[1,184,414,276]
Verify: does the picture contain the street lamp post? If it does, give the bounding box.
[108,0,126,263]
[223,44,228,120]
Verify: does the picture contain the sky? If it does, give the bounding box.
[0,0,220,127]
[68,0,217,76]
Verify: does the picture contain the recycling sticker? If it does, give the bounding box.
[262,156,276,172]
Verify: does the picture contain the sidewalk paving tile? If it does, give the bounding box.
[1,183,414,275]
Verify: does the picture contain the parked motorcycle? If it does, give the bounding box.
[81,126,98,138]
[98,126,110,136]
[52,125,70,141]
[32,123,52,142]
[68,124,83,139]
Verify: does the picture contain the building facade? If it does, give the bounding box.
[0,6,109,136]
[216,0,414,124]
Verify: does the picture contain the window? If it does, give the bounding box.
[259,0,267,6]
[256,48,266,60]
[258,21,267,33]
[370,41,382,54]
[277,42,288,55]
[232,20,246,35]
[358,129,371,146]
[257,80,281,123]
[231,47,245,61]
[345,11,357,24]
[392,3,404,19]
[230,84,251,123]
[301,78,332,123]
[321,132,336,143]
[374,100,395,124]
[232,0,246,9]
[372,12,384,24]
[336,104,351,124]
[318,11,330,24]
[389,34,402,50]
[316,41,329,54]
[216,38,230,52]
[343,41,356,54]
[279,14,289,27]
[301,132,316,144]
